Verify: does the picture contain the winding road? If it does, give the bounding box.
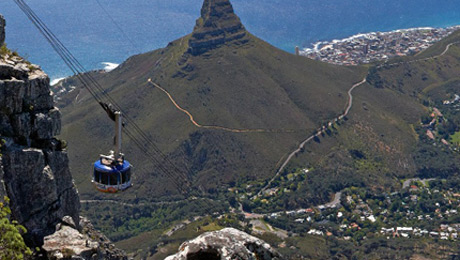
[86,40,457,213]
[377,41,460,69]
[256,39,460,198]
[77,40,460,245]
[255,79,367,198]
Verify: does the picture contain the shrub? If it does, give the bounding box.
[0,196,32,260]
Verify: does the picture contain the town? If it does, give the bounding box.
[261,179,460,242]
[300,26,460,65]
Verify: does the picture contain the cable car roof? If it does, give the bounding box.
[94,160,131,173]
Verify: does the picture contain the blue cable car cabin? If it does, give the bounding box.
[92,109,133,193]
[93,158,132,193]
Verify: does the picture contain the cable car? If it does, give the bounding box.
[92,109,132,193]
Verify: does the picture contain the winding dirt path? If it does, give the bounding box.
[147,79,294,133]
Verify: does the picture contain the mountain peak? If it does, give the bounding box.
[188,0,249,55]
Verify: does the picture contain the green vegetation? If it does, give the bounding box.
[0,197,32,260]
[114,214,243,259]
[59,28,367,202]
[0,44,19,58]
[260,179,460,259]
[54,4,460,258]
[0,44,11,56]
[81,198,228,242]
[451,131,460,146]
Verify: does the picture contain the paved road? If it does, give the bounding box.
[377,41,460,69]
[256,40,460,199]
[318,192,342,209]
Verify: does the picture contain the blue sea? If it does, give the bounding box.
[1,0,460,81]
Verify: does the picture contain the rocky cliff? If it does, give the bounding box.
[0,39,79,248]
[165,228,282,260]
[0,16,126,260]
[0,15,5,45]
[188,0,249,55]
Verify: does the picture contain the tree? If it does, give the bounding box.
[0,196,32,260]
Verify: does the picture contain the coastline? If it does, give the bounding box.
[301,25,460,66]
[48,26,460,82]
[50,62,119,86]
[307,27,438,52]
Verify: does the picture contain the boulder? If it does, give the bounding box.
[43,218,129,260]
[165,228,282,260]
[43,225,99,260]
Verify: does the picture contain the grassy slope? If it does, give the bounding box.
[75,30,460,257]
[286,30,460,200]
[59,32,366,200]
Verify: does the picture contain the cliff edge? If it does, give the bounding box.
[0,15,127,260]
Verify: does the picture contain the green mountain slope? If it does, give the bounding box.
[263,30,460,210]
[55,0,460,256]
[58,0,366,200]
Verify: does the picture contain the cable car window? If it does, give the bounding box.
[100,170,109,185]
[109,172,118,185]
[121,168,131,183]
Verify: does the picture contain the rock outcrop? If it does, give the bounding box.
[188,0,249,55]
[42,216,128,260]
[0,51,80,247]
[165,228,282,260]
[0,15,127,259]
[0,15,5,45]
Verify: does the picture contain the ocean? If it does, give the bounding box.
[1,0,460,81]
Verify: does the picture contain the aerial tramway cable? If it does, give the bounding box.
[94,0,141,53]
[14,0,193,194]
[15,1,229,224]
[18,0,193,186]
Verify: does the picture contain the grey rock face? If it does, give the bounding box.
[43,225,100,260]
[2,146,80,246]
[165,228,282,260]
[0,59,55,145]
[0,15,4,45]
[0,53,77,248]
[188,0,249,55]
[43,217,127,260]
